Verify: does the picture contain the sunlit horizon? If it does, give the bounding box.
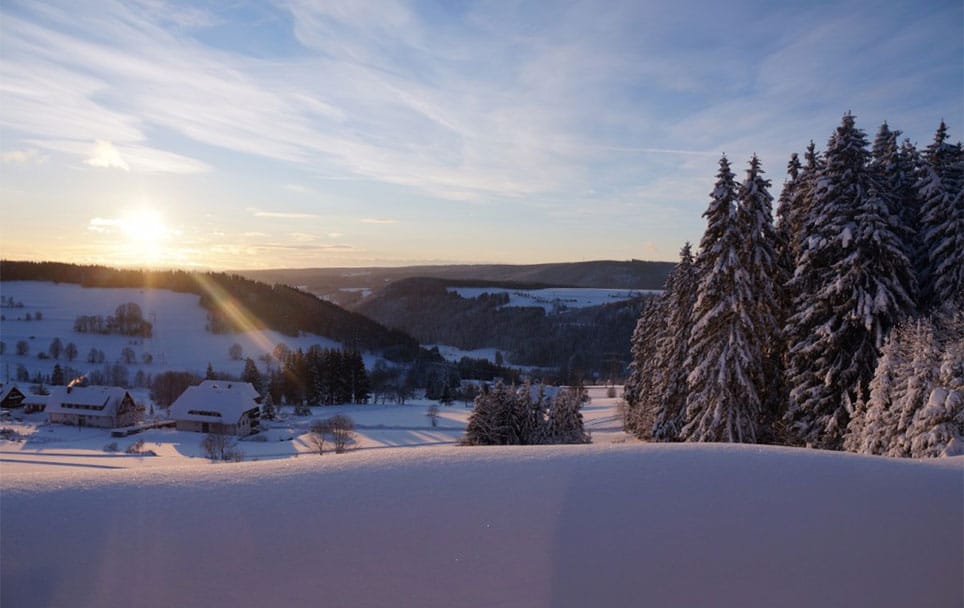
[1,1,961,270]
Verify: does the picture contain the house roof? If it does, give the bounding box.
[46,386,131,417]
[0,384,26,404]
[171,385,259,425]
[198,380,261,402]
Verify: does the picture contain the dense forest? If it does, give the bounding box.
[0,261,421,361]
[355,277,655,379]
[626,115,963,457]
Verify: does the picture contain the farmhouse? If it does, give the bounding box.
[0,384,26,409]
[170,382,261,436]
[46,385,141,428]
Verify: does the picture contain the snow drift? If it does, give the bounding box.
[2,444,961,608]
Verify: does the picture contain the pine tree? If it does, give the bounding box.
[774,153,801,282]
[785,141,824,261]
[261,392,276,421]
[917,121,964,308]
[737,155,787,438]
[784,114,916,449]
[889,319,942,456]
[624,296,668,437]
[906,346,964,457]
[650,243,698,441]
[844,328,904,455]
[681,155,761,443]
[871,122,920,303]
[546,386,590,444]
[241,357,263,395]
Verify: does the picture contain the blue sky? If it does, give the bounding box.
[1,0,961,269]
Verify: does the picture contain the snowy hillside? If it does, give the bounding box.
[2,444,960,608]
[0,281,344,382]
[450,286,659,312]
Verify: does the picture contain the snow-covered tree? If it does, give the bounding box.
[906,347,964,457]
[888,319,941,457]
[649,243,698,441]
[546,387,590,444]
[785,114,916,449]
[624,296,667,437]
[844,328,904,455]
[871,123,920,293]
[737,155,788,437]
[681,156,762,443]
[917,121,964,309]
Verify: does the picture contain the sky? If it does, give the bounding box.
[1,0,961,270]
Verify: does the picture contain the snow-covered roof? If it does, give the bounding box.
[46,386,131,417]
[0,384,26,403]
[171,385,259,424]
[198,380,261,402]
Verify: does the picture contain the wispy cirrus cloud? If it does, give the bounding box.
[2,148,46,164]
[250,209,320,220]
[360,218,398,225]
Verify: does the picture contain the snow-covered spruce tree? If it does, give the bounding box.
[463,383,504,445]
[681,155,762,443]
[737,155,789,439]
[650,243,698,441]
[546,386,591,444]
[463,382,549,445]
[843,325,906,455]
[871,122,920,297]
[624,296,668,437]
[888,319,941,457]
[917,121,964,309]
[774,153,801,283]
[785,141,824,262]
[906,344,964,457]
[784,114,916,449]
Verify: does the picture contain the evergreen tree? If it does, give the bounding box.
[51,364,65,386]
[650,243,698,441]
[623,297,667,437]
[737,155,788,438]
[681,155,761,442]
[241,357,263,395]
[917,121,964,308]
[871,122,920,303]
[785,141,824,262]
[205,362,216,380]
[546,386,590,444]
[261,391,276,421]
[844,327,904,455]
[773,153,800,281]
[784,114,916,449]
[906,346,964,457]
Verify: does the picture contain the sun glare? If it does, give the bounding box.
[118,208,170,265]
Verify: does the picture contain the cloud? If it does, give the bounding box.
[85,140,129,170]
[2,148,47,164]
[87,217,123,233]
[360,218,397,225]
[250,209,321,219]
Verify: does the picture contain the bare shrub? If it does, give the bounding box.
[125,439,145,454]
[104,441,119,452]
[201,433,245,462]
[309,415,356,454]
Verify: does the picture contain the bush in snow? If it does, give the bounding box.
[201,433,244,462]
[126,440,145,455]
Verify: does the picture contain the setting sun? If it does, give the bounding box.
[117,208,171,265]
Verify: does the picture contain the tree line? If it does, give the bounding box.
[626,115,962,457]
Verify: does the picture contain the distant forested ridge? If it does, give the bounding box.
[238,259,675,302]
[356,277,655,378]
[0,260,420,361]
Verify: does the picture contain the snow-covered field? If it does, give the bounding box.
[2,442,960,608]
[0,281,348,382]
[449,286,659,312]
[0,387,627,472]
